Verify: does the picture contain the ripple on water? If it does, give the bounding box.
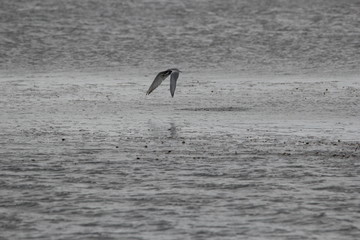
[179,107,249,112]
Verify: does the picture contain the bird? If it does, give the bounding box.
[146,68,181,97]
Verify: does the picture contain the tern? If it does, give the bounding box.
[146,68,181,97]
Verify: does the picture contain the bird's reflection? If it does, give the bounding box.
[169,122,177,139]
[147,119,179,139]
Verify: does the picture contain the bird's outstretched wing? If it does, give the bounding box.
[146,70,172,95]
[170,71,179,97]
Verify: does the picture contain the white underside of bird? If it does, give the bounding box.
[146,68,181,97]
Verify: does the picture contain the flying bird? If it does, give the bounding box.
[146,68,181,97]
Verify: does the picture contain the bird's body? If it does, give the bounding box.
[146,68,181,97]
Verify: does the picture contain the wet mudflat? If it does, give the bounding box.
[1,71,359,239]
[1,0,360,238]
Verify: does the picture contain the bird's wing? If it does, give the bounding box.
[146,70,172,95]
[170,71,180,97]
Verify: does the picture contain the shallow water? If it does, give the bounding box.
[1,71,360,239]
[1,1,360,239]
[1,0,360,73]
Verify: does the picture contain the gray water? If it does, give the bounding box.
[1,1,360,240]
[1,0,360,73]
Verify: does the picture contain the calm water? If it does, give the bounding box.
[1,0,360,73]
[1,1,360,240]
